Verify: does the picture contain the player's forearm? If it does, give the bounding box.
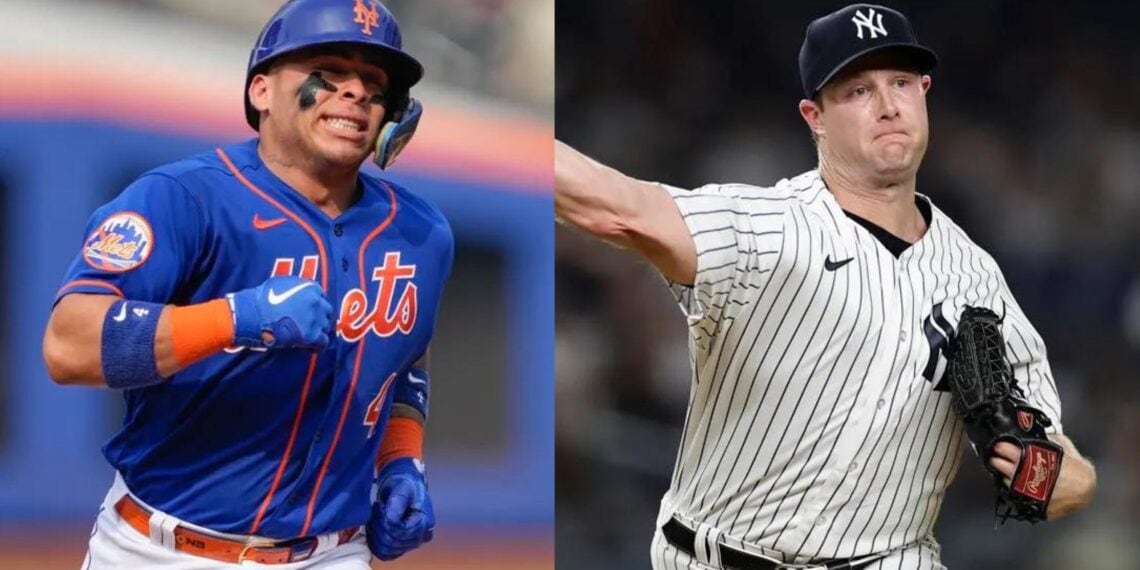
[44,294,232,387]
[377,353,430,467]
[43,294,120,386]
[153,309,180,377]
[554,139,649,246]
[1046,433,1097,520]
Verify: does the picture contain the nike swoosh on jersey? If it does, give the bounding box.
[407,373,428,385]
[112,303,127,322]
[268,282,315,305]
[824,255,854,271]
[253,214,288,231]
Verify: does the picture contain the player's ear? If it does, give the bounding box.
[248,74,272,116]
[921,74,932,94]
[798,98,825,138]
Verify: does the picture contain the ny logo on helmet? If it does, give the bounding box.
[852,8,888,40]
[354,0,381,36]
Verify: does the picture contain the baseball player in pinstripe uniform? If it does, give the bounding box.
[555,4,1096,570]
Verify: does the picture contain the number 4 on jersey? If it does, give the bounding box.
[364,372,398,438]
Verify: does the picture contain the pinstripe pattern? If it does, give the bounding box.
[650,170,1061,567]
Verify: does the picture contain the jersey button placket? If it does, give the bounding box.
[325,223,349,321]
[837,261,900,469]
[332,223,349,273]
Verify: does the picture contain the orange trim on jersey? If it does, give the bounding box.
[215,147,330,536]
[215,149,329,291]
[299,336,383,535]
[168,299,233,368]
[299,182,399,536]
[56,279,125,298]
[375,417,425,469]
[353,183,399,291]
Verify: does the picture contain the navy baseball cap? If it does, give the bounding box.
[799,4,938,98]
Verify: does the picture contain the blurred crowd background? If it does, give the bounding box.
[126,0,553,112]
[0,0,551,568]
[556,1,1140,569]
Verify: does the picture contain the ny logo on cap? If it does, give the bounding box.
[852,8,888,40]
[354,0,380,36]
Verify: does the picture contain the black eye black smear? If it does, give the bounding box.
[297,72,338,110]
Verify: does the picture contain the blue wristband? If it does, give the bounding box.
[393,366,430,421]
[101,300,165,390]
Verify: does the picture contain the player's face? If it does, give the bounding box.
[259,48,390,169]
[815,60,931,183]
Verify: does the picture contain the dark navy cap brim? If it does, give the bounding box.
[808,43,938,98]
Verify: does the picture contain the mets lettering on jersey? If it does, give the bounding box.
[654,170,1061,563]
[54,139,454,539]
[338,252,418,340]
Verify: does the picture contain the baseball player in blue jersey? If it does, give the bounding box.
[40,1,451,567]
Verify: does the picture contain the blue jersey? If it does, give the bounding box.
[55,139,453,539]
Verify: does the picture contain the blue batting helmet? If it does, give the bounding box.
[244,0,424,130]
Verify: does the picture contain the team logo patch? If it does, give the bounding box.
[83,212,153,272]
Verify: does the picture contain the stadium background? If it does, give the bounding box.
[0,0,552,568]
[556,1,1140,569]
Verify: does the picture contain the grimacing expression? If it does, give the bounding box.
[816,60,931,182]
[255,48,391,167]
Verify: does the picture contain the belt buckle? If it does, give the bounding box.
[236,536,278,564]
[287,538,319,562]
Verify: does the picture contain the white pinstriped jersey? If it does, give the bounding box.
[653,169,1062,567]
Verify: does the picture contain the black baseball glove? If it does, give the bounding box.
[943,306,1063,524]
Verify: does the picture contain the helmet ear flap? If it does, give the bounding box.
[373,96,421,169]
